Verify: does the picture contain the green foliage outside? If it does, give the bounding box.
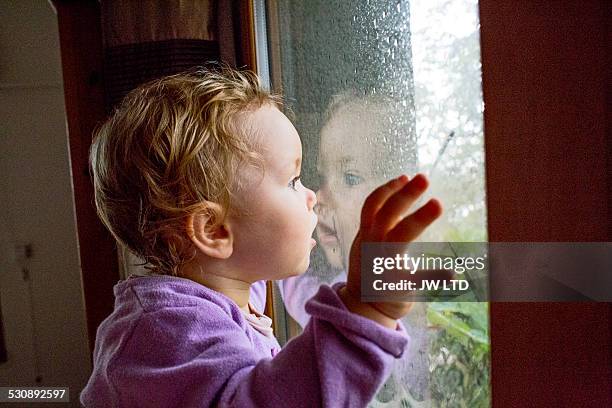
[427,302,490,407]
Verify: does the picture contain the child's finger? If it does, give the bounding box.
[360,175,410,230]
[386,199,443,242]
[370,174,429,239]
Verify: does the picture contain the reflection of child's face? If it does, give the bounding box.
[316,103,386,269]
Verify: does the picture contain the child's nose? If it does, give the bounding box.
[314,190,325,215]
[306,188,317,212]
[315,185,333,209]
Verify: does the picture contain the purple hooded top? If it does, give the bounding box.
[80,275,409,407]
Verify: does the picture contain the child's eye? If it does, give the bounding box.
[344,172,364,187]
[289,176,301,190]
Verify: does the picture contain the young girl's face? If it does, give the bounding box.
[229,104,318,282]
[315,103,386,269]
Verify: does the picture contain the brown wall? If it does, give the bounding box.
[479,1,611,406]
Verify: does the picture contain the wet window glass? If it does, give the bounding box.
[266,0,489,406]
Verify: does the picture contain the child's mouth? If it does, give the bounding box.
[316,221,339,245]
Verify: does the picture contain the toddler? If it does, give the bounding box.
[79,66,442,407]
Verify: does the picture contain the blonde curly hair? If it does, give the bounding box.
[90,66,281,276]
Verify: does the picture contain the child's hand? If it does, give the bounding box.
[338,174,444,328]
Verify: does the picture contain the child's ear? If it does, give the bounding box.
[185,202,233,259]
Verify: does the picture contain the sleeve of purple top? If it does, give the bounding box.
[109,282,409,407]
[223,282,409,407]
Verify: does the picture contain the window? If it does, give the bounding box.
[263,0,489,405]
